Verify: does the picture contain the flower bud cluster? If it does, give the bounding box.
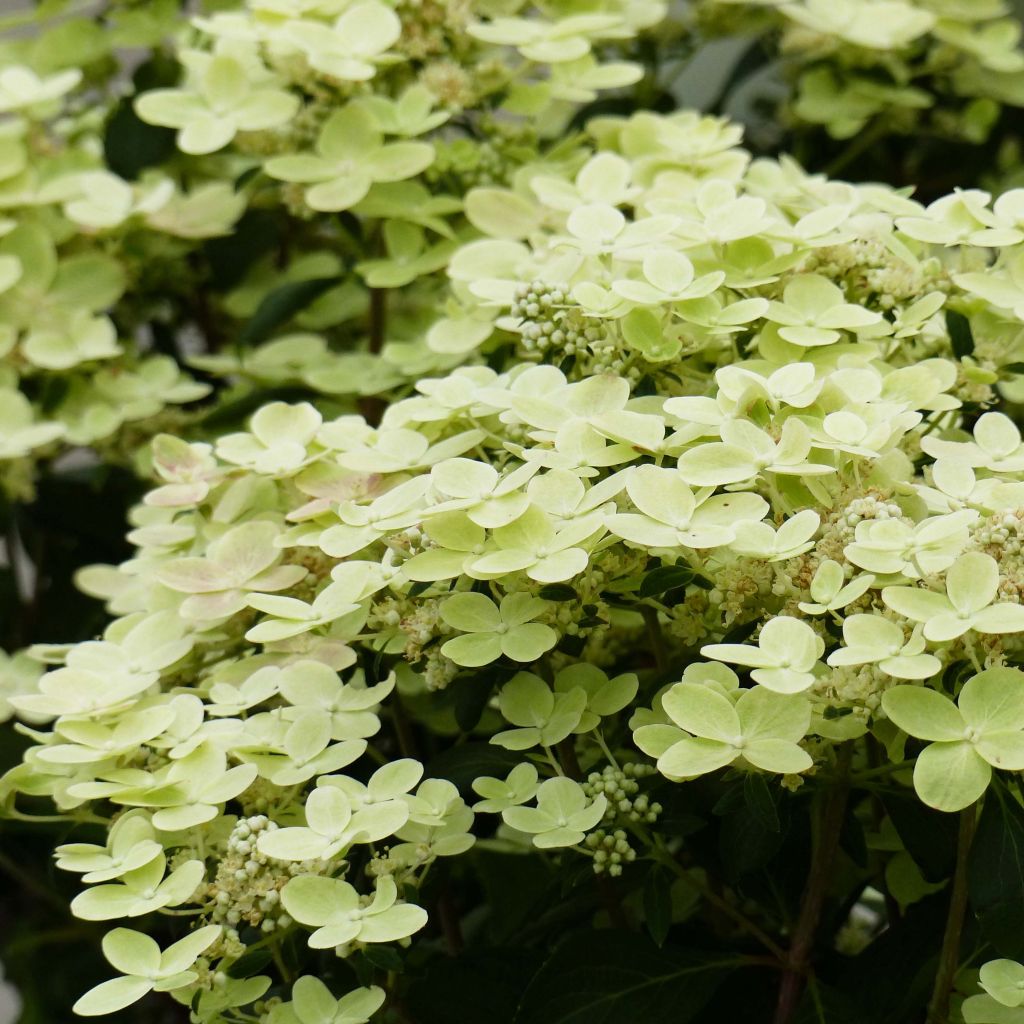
[973,510,1024,602]
[583,763,662,825]
[206,815,320,943]
[584,829,638,877]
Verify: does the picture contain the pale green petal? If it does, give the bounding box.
[158,925,222,976]
[359,903,427,943]
[881,685,965,741]
[946,551,999,615]
[265,154,337,184]
[306,173,373,213]
[980,959,1024,1008]
[103,928,161,976]
[742,738,813,774]
[291,976,338,1023]
[74,977,154,1016]
[657,737,735,777]
[881,586,952,623]
[676,443,756,486]
[736,686,811,743]
[257,827,330,862]
[976,733,1024,771]
[317,106,381,161]
[440,593,501,632]
[441,633,503,667]
[366,142,434,183]
[913,741,990,812]
[959,668,1024,734]
[660,682,740,742]
[178,115,237,155]
[972,603,1024,635]
[281,876,354,927]
[502,623,557,662]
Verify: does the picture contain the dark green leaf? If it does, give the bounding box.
[743,773,780,833]
[968,779,1024,959]
[203,209,279,292]
[643,866,672,947]
[226,949,272,978]
[639,565,695,599]
[719,804,787,880]
[839,808,868,868]
[712,783,746,817]
[451,675,494,733]
[538,584,578,602]
[883,793,957,883]
[237,276,341,348]
[234,165,264,192]
[361,944,404,972]
[946,309,974,359]
[425,743,522,796]
[513,930,733,1024]
[408,949,542,1024]
[197,386,313,432]
[1000,362,1024,375]
[103,98,177,180]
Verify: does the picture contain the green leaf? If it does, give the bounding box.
[621,308,679,362]
[406,949,543,1024]
[882,793,958,883]
[426,743,523,796]
[238,276,342,348]
[969,779,1024,959]
[513,930,733,1024]
[643,866,672,948]
[361,944,404,973]
[719,800,787,881]
[742,772,780,833]
[538,584,578,602]
[450,674,496,733]
[946,309,975,359]
[639,565,696,599]
[104,97,176,180]
[226,948,273,979]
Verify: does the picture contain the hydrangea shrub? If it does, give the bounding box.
[6,1,1024,1023]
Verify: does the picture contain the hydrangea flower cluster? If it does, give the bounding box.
[6,1,1024,1023]
[0,0,660,512]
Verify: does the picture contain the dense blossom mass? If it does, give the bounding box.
[5,0,1024,1022]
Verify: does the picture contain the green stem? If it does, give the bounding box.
[823,119,887,177]
[640,604,669,672]
[271,940,294,984]
[773,744,852,1024]
[650,842,787,962]
[926,804,977,1024]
